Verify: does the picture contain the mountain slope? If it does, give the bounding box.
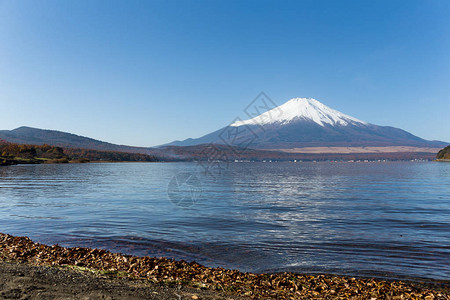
[0,127,118,149]
[166,98,447,149]
[0,127,171,158]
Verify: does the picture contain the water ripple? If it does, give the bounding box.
[0,162,449,281]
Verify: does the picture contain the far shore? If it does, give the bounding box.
[273,146,442,154]
[0,233,448,299]
[434,159,450,162]
[2,158,444,167]
[0,159,162,166]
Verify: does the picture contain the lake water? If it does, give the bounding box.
[0,162,449,281]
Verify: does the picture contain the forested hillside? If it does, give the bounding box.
[0,140,159,166]
[436,145,450,159]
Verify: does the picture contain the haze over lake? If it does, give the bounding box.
[0,162,449,281]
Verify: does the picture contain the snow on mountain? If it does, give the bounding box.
[163,97,447,149]
[231,98,367,127]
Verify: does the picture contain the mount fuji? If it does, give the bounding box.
[165,98,446,149]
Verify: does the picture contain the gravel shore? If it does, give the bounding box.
[0,261,240,299]
[1,233,448,299]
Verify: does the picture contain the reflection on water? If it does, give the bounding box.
[0,162,449,281]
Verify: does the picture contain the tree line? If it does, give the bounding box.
[436,145,450,159]
[0,140,159,165]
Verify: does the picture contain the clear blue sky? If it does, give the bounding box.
[1,0,449,147]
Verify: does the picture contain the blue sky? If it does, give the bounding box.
[0,0,449,147]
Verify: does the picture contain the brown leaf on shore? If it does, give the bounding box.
[0,232,449,300]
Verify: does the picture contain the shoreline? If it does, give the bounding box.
[434,159,450,162]
[2,159,443,167]
[0,159,162,166]
[1,233,448,299]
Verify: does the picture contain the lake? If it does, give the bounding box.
[0,162,448,281]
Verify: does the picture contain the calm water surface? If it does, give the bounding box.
[0,162,449,281]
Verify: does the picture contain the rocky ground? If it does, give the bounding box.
[0,233,448,299]
[0,261,239,300]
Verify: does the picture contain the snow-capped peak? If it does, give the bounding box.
[231,97,367,127]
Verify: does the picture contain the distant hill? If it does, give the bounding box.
[0,127,173,159]
[0,126,143,152]
[436,145,450,160]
